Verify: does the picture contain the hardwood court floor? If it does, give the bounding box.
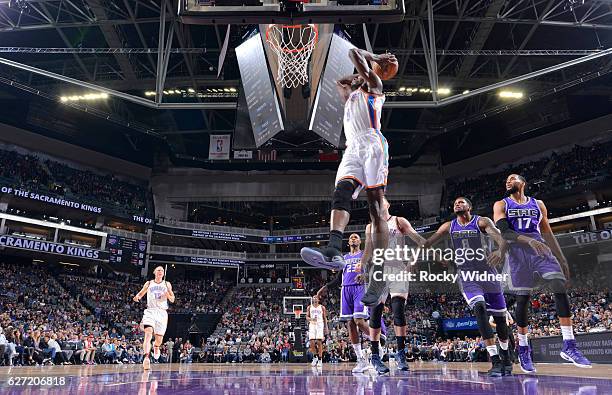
[1,361,610,394]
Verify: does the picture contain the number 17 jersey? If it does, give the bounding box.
[503,196,543,242]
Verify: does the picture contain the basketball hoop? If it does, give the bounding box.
[266,24,318,89]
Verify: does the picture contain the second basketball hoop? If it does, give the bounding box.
[266,24,318,89]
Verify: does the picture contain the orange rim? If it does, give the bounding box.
[265,24,319,54]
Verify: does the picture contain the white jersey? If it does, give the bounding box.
[146,280,169,310]
[386,216,406,261]
[309,305,324,325]
[343,88,385,146]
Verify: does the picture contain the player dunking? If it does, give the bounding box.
[494,174,591,371]
[133,266,175,370]
[301,48,397,300]
[316,233,388,373]
[361,198,426,375]
[306,295,328,368]
[424,197,513,376]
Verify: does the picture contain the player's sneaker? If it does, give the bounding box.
[518,346,536,373]
[143,357,151,370]
[317,358,322,368]
[300,247,345,270]
[360,267,386,307]
[488,355,504,377]
[560,340,592,368]
[153,346,161,360]
[352,357,369,374]
[311,357,318,367]
[371,354,390,375]
[500,349,513,376]
[396,349,409,371]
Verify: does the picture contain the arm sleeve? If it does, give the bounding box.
[495,218,520,241]
[325,272,342,289]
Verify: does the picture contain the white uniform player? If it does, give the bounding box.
[299,49,397,272]
[307,295,327,367]
[308,304,325,341]
[133,266,175,370]
[370,214,410,302]
[141,280,169,335]
[335,88,388,199]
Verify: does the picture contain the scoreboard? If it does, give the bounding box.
[107,235,147,266]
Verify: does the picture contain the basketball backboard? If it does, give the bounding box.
[178,0,405,25]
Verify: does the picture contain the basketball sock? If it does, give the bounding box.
[371,341,380,356]
[352,343,363,359]
[518,333,529,347]
[486,345,499,357]
[561,325,575,341]
[328,230,343,251]
[397,336,406,352]
[499,340,509,351]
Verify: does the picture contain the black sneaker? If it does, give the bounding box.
[488,355,504,377]
[371,354,390,375]
[500,349,513,376]
[361,266,386,307]
[300,247,345,270]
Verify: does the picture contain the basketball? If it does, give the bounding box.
[372,60,398,80]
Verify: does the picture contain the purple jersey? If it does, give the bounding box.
[342,251,364,286]
[449,215,488,270]
[503,196,543,241]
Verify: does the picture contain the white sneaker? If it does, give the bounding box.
[317,358,322,367]
[352,358,369,373]
[153,347,161,360]
[311,357,318,367]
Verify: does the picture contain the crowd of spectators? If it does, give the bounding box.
[0,147,151,216]
[444,139,612,216]
[1,261,611,366]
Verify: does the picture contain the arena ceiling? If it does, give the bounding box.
[0,0,610,168]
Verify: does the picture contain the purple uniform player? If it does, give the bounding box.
[340,250,369,320]
[316,233,385,373]
[449,215,507,315]
[494,174,591,372]
[425,197,512,376]
[502,196,565,291]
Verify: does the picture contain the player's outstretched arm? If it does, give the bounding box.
[360,223,374,275]
[398,217,426,246]
[165,282,176,303]
[348,48,384,94]
[133,281,150,302]
[537,200,570,280]
[423,221,450,249]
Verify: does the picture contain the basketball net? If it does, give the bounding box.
[266,24,318,89]
[294,307,303,320]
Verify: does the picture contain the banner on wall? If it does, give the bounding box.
[209,135,231,160]
[532,331,612,364]
[0,235,108,260]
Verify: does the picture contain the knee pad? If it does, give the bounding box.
[369,303,384,329]
[515,295,531,328]
[547,278,567,293]
[554,293,571,318]
[472,301,494,340]
[492,315,509,341]
[391,296,407,327]
[332,180,356,212]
